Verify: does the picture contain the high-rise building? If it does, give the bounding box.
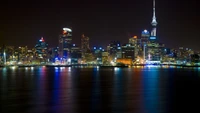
[59,28,72,59]
[121,43,135,60]
[129,36,137,46]
[16,46,29,63]
[71,44,82,64]
[81,34,90,58]
[141,30,150,47]
[107,41,121,59]
[129,36,140,58]
[93,47,104,64]
[146,43,163,63]
[140,30,150,60]
[35,37,48,60]
[48,47,59,63]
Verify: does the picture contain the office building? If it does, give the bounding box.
[58,28,72,59]
[35,37,48,62]
[81,34,90,58]
[107,41,121,59]
[71,44,82,64]
[121,43,135,60]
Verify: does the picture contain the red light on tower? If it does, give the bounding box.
[63,30,67,34]
[40,37,45,42]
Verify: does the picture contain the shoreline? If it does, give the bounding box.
[1,64,200,68]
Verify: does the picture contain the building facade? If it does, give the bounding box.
[121,43,135,60]
[107,41,121,59]
[35,37,48,63]
[59,28,72,59]
[81,34,90,58]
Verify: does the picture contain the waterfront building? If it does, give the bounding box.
[140,30,150,60]
[5,46,15,63]
[48,47,59,63]
[81,34,90,58]
[107,41,121,59]
[35,37,48,63]
[175,47,194,64]
[92,47,104,64]
[121,43,135,60]
[146,42,164,64]
[129,36,139,58]
[116,58,132,65]
[107,41,121,55]
[102,51,110,65]
[58,28,72,59]
[129,36,137,46]
[141,30,150,47]
[71,44,82,64]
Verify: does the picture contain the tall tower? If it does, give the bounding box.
[81,34,90,58]
[35,37,48,59]
[59,28,72,59]
[151,0,157,37]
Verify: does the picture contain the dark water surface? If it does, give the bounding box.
[1,66,200,113]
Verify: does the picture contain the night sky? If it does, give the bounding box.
[0,0,200,50]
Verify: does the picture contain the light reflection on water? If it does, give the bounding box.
[142,68,160,113]
[1,66,200,113]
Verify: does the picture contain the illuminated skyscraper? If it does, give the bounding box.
[141,30,150,46]
[140,30,150,60]
[59,28,72,59]
[49,47,59,62]
[129,36,139,58]
[107,41,121,57]
[121,43,135,60]
[129,36,138,46]
[35,37,48,59]
[71,44,81,64]
[81,34,90,57]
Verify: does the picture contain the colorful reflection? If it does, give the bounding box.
[0,66,193,113]
[90,68,100,112]
[141,68,161,113]
[112,68,126,111]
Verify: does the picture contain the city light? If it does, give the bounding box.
[150,36,156,40]
[148,54,151,61]
[39,37,45,42]
[0,0,199,68]
[3,52,6,65]
[1,1,200,113]
[63,28,72,32]
[68,58,71,63]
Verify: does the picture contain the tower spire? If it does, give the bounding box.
[151,0,157,26]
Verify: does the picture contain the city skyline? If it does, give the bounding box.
[0,0,200,50]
